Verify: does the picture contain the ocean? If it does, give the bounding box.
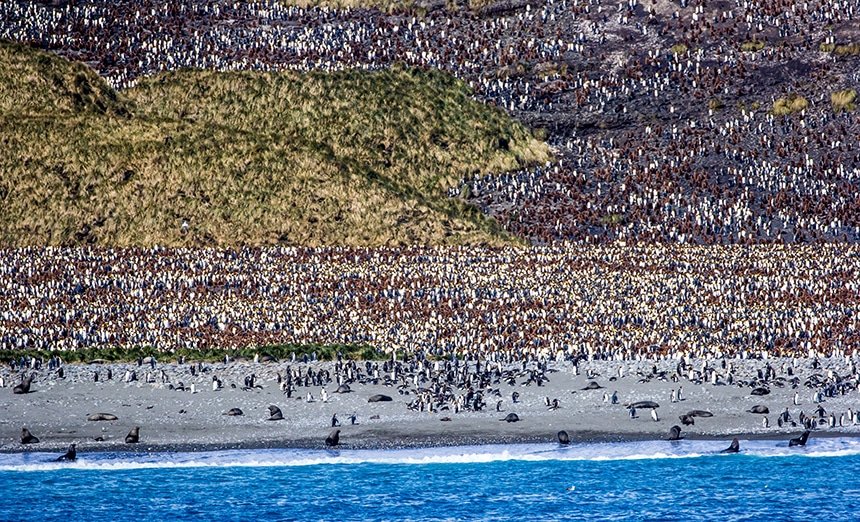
[2,438,859,521]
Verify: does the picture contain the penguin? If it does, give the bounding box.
[651,409,659,422]
[793,392,799,405]
[629,405,637,418]
[762,416,769,428]
[611,391,618,404]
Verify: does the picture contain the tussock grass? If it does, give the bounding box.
[771,94,809,116]
[832,89,857,112]
[670,44,688,55]
[741,40,765,52]
[819,42,836,53]
[835,43,860,56]
[0,343,382,363]
[0,40,549,247]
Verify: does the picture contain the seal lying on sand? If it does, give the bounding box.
[125,427,140,444]
[750,387,770,396]
[687,410,713,418]
[720,438,740,454]
[581,381,602,390]
[501,413,520,423]
[789,431,810,447]
[21,428,39,444]
[325,429,340,447]
[224,408,244,416]
[630,401,659,409]
[747,405,770,414]
[56,444,76,461]
[668,426,682,441]
[13,375,33,394]
[557,430,570,445]
[368,394,392,403]
[335,384,351,394]
[87,413,118,421]
[267,405,284,421]
[679,414,695,426]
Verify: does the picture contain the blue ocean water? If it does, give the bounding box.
[2,439,860,521]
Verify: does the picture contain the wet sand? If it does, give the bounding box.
[2,357,858,454]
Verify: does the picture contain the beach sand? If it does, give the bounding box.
[2,357,858,454]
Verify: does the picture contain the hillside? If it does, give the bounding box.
[0,40,549,247]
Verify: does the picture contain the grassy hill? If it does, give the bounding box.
[0,40,548,247]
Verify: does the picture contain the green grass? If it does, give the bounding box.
[0,343,385,364]
[0,40,550,248]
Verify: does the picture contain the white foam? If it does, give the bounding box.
[2,437,859,472]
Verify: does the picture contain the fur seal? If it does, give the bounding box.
[720,438,740,454]
[501,413,520,423]
[267,405,284,421]
[335,384,352,394]
[87,413,118,421]
[223,408,244,416]
[747,405,769,414]
[630,401,659,409]
[56,444,76,461]
[687,410,713,418]
[750,387,770,396]
[557,430,570,445]
[581,381,602,390]
[13,374,33,394]
[679,414,695,425]
[21,428,39,444]
[367,394,393,403]
[789,431,810,447]
[668,425,682,441]
[125,427,140,444]
[325,429,340,447]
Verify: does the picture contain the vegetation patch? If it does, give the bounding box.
[741,40,765,52]
[771,94,809,116]
[670,44,688,55]
[0,343,383,364]
[0,40,550,247]
[832,89,857,112]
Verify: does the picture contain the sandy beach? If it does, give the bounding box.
[2,355,858,454]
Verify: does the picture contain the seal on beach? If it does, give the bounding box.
[55,444,76,462]
[679,414,695,425]
[501,413,520,423]
[13,374,33,394]
[719,438,740,454]
[750,387,770,396]
[335,384,351,394]
[557,430,570,445]
[325,429,340,447]
[668,425,682,441]
[581,381,602,390]
[21,428,39,444]
[687,410,713,418]
[223,408,243,416]
[747,405,769,414]
[267,405,284,421]
[87,413,118,421]
[368,394,393,403]
[789,431,810,447]
[630,401,659,409]
[125,427,140,444]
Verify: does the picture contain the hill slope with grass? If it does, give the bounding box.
[0,40,548,247]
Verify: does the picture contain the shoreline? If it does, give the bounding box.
[3,357,859,456]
